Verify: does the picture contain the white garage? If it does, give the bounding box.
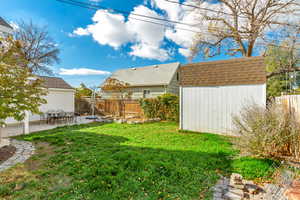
[179,57,266,135]
[5,76,75,124]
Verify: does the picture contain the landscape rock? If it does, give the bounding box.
[224,191,243,200]
[0,139,35,172]
[212,173,291,200]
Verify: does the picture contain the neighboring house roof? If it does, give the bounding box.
[180,56,266,87]
[0,17,13,29]
[38,76,74,90]
[103,62,180,87]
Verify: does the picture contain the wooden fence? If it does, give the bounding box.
[96,99,143,117]
[276,95,300,121]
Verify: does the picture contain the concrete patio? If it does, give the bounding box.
[0,116,102,139]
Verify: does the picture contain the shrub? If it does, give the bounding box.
[139,93,179,121]
[233,102,300,160]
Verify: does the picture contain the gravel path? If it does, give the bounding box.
[0,139,35,172]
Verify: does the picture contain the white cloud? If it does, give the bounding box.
[71,0,299,60]
[178,48,192,57]
[9,21,19,30]
[72,5,170,60]
[86,10,133,49]
[150,0,182,21]
[130,43,170,61]
[73,27,90,36]
[59,68,111,75]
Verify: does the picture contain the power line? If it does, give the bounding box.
[55,0,257,34]
[56,0,298,50]
[163,0,244,18]
[56,0,203,33]
[57,0,197,28]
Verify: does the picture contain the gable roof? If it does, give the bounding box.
[106,62,180,87]
[0,17,13,29]
[180,57,266,87]
[38,76,73,90]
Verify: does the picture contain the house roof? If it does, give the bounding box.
[105,62,180,87]
[180,56,266,87]
[38,76,73,90]
[0,17,13,29]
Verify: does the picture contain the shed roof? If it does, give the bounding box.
[180,57,266,87]
[0,17,13,29]
[105,62,180,87]
[38,76,73,90]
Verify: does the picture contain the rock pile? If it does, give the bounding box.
[213,173,265,200]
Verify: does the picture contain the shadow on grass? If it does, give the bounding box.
[2,123,277,200]
[3,126,232,200]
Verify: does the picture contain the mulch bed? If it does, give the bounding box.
[0,145,16,164]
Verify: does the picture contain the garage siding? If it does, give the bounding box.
[180,84,266,135]
[5,88,75,124]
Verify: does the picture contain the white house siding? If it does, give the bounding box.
[0,24,13,37]
[167,70,179,95]
[5,88,75,124]
[180,84,266,135]
[101,86,167,100]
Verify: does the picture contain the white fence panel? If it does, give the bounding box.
[180,84,266,135]
[276,95,300,122]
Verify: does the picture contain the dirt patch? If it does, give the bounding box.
[0,145,16,164]
[24,142,55,171]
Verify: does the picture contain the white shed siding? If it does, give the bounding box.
[5,88,75,124]
[180,84,266,135]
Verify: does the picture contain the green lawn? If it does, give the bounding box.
[0,122,276,200]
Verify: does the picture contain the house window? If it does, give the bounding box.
[176,72,179,81]
[143,90,150,98]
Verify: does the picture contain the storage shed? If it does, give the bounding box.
[179,57,266,135]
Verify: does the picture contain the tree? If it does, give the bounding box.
[0,37,47,126]
[265,29,300,97]
[189,0,300,58]
[75,83,93,98]
[14,20,60,75]
[101,78,131,99]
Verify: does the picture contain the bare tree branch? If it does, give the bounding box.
[14,20,60,75]
[190,0,300,58]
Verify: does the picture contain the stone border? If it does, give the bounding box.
[213,173,289,200]
[0,139,35,172]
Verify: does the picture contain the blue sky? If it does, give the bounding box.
[1,0,239,87]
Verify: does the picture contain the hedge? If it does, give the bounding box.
[139,93,179,121]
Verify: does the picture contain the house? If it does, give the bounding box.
[0,17,13,37]
[5,76,75,124]
[179,57,266,135]
[100,62,180,99]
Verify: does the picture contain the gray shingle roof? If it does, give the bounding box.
[38,76,73,90]
[106,62,180,87]
[0,17,12,29]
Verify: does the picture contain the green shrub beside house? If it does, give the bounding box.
[139,93,179,121]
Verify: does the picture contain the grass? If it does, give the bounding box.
[0,122,276,199]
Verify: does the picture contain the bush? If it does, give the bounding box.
[233,102,300,160]
[139,93,179,121]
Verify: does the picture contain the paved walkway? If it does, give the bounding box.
[0,116,101,138]
[0,139,35,172]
